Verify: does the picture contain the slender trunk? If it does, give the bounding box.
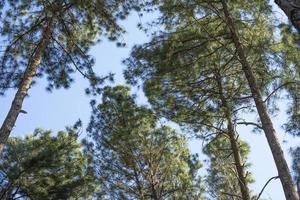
[227,120,250,200]
[149,169,159,200]
[132,162,146,200]
[221,1,299,199]
[150,183,159,200]
[0,14,58,154]
[216,71,251,200]
[297,178,300,198]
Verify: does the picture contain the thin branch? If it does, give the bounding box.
[221,191,242,199]
[234,95,253,101]
[256,176,279,200]
[51,36,88,79]
[236,121,262,129]
[263,81,297,103]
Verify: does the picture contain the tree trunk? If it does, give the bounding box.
[226,120,251,200]
[221,1,299,199]
[0,14,58,154]
[275,0,300,32]
[216,71,251,200]
[297,178,300,198]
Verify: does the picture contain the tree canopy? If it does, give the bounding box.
[203,135,253,200]
[86,85,204,200]
[0,0,144,154]
[124,1,299,199]
[0,1,300,199]
[0,128,98,200]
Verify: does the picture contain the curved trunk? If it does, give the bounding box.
[221,1,299,199]
[216,71,251,200]
[275,0,300,32]
[0,14,58,154]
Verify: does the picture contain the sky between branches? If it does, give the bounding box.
[0,3,299,200]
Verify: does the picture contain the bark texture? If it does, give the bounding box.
[275,0,300,32]
[216,71,251,200]
[227,124,250,200]
[0,14,58,154]
[221,1,299,199]
[297,178,300,198]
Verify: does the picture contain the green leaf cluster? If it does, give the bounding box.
[0,128,98,200]
[87,85,204,200]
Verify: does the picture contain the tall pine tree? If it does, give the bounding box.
[86,85,204,199]
[0,0,141,153]
[125,39,254,199]
[203,135,253,200]
[124,1,298,198]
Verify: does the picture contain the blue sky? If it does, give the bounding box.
[0,5,299,200]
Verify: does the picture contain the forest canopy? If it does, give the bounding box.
[0,0,300,200]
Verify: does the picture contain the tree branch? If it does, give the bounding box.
[256,176,279,200]
[236,121,262,129]
[221,191,242,199]
[263,81,297,103]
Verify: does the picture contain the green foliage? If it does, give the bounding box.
[1,0,299,199]
[275,24,300,136]
[203,135,253,200]
[123,1,282,198]
[86,85,204,200]
[125,39,249,138]
[123,0,279,137]
[0,0,143,95]
[0,128,98,200]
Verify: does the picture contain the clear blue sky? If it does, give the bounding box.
[0,6,299,200]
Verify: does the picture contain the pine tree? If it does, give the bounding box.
[124,36,254,199]
[86,85,204,200]
[0,0,142,153]
[273,24,300,137]
[204,135,253,200]
[0,128,98,200]
[124,1,298,199]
